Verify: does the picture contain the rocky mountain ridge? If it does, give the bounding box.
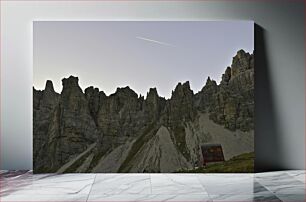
[33,49,254,173]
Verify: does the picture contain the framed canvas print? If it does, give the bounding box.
[33,21,254,173]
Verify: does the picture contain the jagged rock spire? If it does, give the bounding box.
[62,75,79,88]
[146,87,158,100]
[231,50,253,78]
[205,76,217,86]
[33,50,254,173]
[221,67,232,85]
[45,80,55,92]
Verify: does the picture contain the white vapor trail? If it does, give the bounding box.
[136,36,175,47]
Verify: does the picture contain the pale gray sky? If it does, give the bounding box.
[34,21,253,98]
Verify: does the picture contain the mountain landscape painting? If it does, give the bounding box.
[33,21,254,173]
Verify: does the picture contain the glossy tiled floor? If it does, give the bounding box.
[0,170,305,201]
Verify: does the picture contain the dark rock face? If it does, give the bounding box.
[143,88,165,122]
[95,87,138,151]
[51,76,99,169]
[33,50,254,173]
[196,77,218,111]
[84,86,101,119]
[34,76,100,172]
[33,81,59,171]
[168,81,195,124]
[196,50,254,131]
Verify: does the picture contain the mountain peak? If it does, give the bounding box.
[62,75,79,88]
[174,81,191,91]
[221,67,232,85]
[205,76,217,87]
[147,87,158,97]
[231,50,253,78]
[85,86,99,95]
[171,81,193,100]
[45,80,55,92]
[236,49,246,57]
[113,86,138,98]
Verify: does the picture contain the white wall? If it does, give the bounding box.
[1,0,304,170]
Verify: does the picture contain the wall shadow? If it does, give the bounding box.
[254,24,284,172]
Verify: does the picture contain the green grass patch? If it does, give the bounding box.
[175,152,254,173]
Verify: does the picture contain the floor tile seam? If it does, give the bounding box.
[149,174,153,195]
[86,174,97,202]
[255,180,304,196]
[257,181,306,191]
[195,176,214,201]
[257,176,306,183]
[86,193,215,196]
[209,193,283,202]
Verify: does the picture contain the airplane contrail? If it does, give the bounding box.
[136,36,175,47]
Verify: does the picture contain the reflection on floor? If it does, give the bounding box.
[0,170,305,201]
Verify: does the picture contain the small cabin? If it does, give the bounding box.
[201,144,225,166]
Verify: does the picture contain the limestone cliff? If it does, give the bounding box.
[195,49,254,131]
[33,50,254,173]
